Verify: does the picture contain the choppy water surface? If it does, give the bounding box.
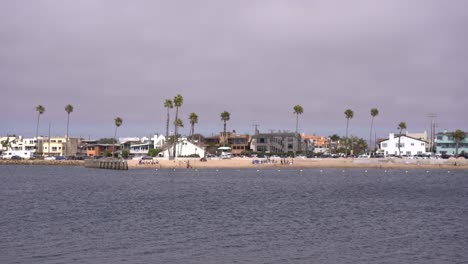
[0,165,467,263]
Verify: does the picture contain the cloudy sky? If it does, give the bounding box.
[1,0,467,139]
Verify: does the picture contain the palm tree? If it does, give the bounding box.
[189,112,198,142]
[64,104,74,157]
[175,118,184,128]
[397,122,407,156]
[35,105,45,155]
[369,108,379,152]
[1,137,15,152]
[293,105,304,155]
[344,109,354,155]
[172,94,183,158]
[164,99,173,142]
[453,129,465,157]
[220,111,230,147]
[113,117,123,158]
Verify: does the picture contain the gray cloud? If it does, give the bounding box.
[1,0,467,139]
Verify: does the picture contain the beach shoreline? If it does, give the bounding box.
[1,157,467,170]
[131,157,468,170]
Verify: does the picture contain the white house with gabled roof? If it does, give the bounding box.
[161,138,205,159]
[379,133,428,156]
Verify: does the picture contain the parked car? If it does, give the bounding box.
[44,156,56,160]
[11,155,23,160]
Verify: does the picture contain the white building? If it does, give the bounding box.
[153,134,166,148]
[1,136,40,153]
[127,134,167,156]
[379,133,428,156]
[161,138,205,158]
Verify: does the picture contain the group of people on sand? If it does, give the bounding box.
[252,158,294,165]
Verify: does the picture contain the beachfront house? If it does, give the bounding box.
[1,135,43,154]
[379,133,428,156]
[301,134,329,153]
[435,130,468,156]
[203,131,250,156]
[161,138,205,158]
[41,137,80,157]
[86,144,120,157]
[1,135,79,157]
[250,131,303,154]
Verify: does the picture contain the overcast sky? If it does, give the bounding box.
[1,0,467,139]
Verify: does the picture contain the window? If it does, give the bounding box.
[421,143,424,146]
[411,143,414,146]
[382,143,387,148]
[257,146,267,152]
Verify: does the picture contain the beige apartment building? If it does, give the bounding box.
[41,137,79,156]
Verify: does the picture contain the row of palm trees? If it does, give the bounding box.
[35,103,125,158]
[163,94,233,157]
[293,105,380,153]
[33,100,466,158]
[35,104,74,156]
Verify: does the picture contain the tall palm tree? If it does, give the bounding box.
[344,109,354,155]
[189,112,198,142]
[220,111,230,147]
[64,104,74,157]
[35,105,45,155]
[369,108,379,152]
[293,105,304,155]
[397,122,407,156]
[113,117,123,158]
[172,94,183,158]
[164,99,173,142]
[453,129,465,158]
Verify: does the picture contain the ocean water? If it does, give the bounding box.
[0,165,467,264]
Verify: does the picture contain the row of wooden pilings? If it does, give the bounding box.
[84,159,128,170]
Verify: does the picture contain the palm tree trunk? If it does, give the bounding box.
[295,114,299,155]
[172,107,179,158]
[455,142,459,157]
[223,121,227,146]
[65,113,70,157]
[345,118,349,155]
[35,113,40,155]
[166,109,170,140]
[398,131,401,156]
[191,124,194,142]
[369,117,374,152]
[113,126,118,158]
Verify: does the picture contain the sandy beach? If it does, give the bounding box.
[1,157,467,170]
[128,157,468,170]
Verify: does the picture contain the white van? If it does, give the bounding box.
[1,151,34,160]
[220,152,232,159]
